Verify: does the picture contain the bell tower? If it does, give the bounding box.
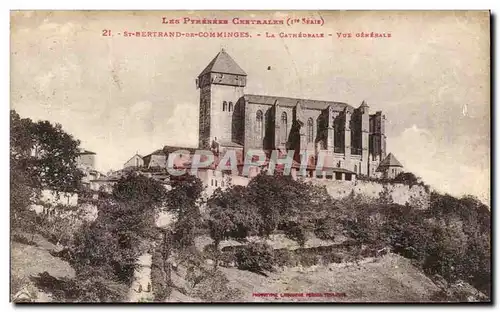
[196,49,247,149]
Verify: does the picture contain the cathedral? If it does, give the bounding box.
[196,49,394,179]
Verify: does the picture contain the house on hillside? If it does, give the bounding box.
[142,146,197,169]
[77,148,96,170]
[124,153,144,169]
[142,149,166,168]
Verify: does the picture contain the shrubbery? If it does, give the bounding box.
[189,268,242,302]
[313,217,339,241]
[11,233,38,246]
[336,191,491,298]
[234,242,275,274]
[204,171,490,301]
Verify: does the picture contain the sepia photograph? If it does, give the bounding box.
[9,10,491,303]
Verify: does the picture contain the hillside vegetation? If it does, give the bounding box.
[10,110,490,303]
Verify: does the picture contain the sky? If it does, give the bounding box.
[10,11,490,202]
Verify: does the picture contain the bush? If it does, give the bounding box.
[11,233,37,246]
[31,270,127,302]
[190,268,242,302]
[273,249,295,267]
[218,251,237,268]
[321,252,343,265]
[234,242,274,274]
[314,217,339,241]
[282,221,307,247]
[295,250,320,267]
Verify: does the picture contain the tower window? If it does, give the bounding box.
[256,110,264,139]
[228,102,233,112]
[281,112,288,143]
[222,101,227,111]
[307,118,314,143]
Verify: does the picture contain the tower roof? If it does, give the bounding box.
[378,153,403,168]
[359,100,369,108]
[199,49,247,77]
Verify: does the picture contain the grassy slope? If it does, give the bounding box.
[168,252,440,302]
[10,233,75,302]
[182,235,442,302]
[11,233,442,303]
[221,253,440,302]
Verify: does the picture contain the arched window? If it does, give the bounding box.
[222,101,227,111]
[354,164,357,174]
[228,102,233,112]
[281,112,287,143]
[307,118,314,143]
[256,110,264,139]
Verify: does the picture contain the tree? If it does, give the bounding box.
[30,120,84,192]
[206,186,262,266]
[246,172,335,246]
[234,242,274,275]
[67,173,168,290]
[246,172,329,238]
[11,111,40,223]
[166,174,204,250]
[113,173,167,207]
[10,110,83,230]
[393,172,420,186]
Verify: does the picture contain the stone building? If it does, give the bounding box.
[124,153,144,169]
[376,153,404,179]
[196,49,390,178]
[142,146,197,169]
[121,49,404,197]
[76,148,103,189]
[77,148,96,170]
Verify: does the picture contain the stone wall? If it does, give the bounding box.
[40,189,79,207]
[203,173,428,209]
[210,84,244,144]
[77,153,95,169]
[244,102,273,149]
[312,179,430,209]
